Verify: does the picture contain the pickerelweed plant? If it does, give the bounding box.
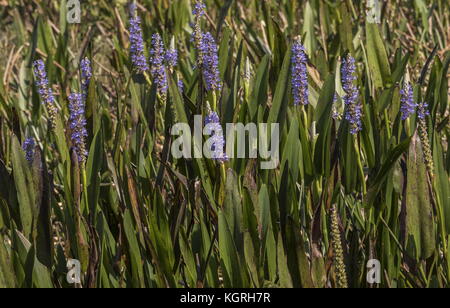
[128,4,149,74]
[68,92,90,215]
[341,55,362,135]
[1,0,450,289]
[198,32,222,94]
[22,137,35,163]
[150,33,169,101]
[68,93,88,165]
[400,82,416,120]
[291,40,309,106]
[191,0,222,113]
[80,58,92,102]
[33,60,58,128]
[192,0,206,66]
[204,111,228,163]
[417,102,434,177]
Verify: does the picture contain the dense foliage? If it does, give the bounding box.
[0,0,449,288]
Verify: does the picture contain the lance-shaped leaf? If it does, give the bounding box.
[366,23,392,88]
[405,133,436,260]
[32,147,53,267]
[0,234,16,288]
[11,136,36,239]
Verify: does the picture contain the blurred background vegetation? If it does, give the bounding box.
[0,0,449,288]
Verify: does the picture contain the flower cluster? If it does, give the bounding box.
[193,1,206,18]
[22,138,35,162]
[165,49,178,68]
[80,57,92,100]
[291,41,309,106]
[341,55,362,135]
[150,34,168,97]
[68,93,88,164]
[199,32,222,92]
[129,9,149,73]
[33,60,57,127]
[417,102,430,119]
[204,111,228,162]
[192,1,205,66]
[400,83,416,120]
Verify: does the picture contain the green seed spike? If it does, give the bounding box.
[330,204,348,288]
[417,115,434,178]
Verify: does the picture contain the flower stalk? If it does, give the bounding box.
[291,39,309,106]
[341,55,362,135]
[33,60,58,129]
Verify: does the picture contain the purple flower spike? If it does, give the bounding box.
[193,1,206,18]
[150,33,168,97]
[191,1,206,64]
[204,111,228,162]
[345,103,363,135]
[22,138,35,162]
[291,41,309,106]
[341,55,362,135]
[80,57,92,100]
[199,33,222,92]
[68,93,88,163]
[400,82,416,120]
[33,60,55,106]
[129,9,149,74]
[33,60,58,127]
[165,49,178,68]
[417,102,430,120]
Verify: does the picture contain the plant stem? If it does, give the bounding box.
[354,134,366,195]
[212,91,217,112]
[81,167,89,215]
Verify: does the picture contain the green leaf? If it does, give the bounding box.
[86,129,104,218]
[267,47,291,131]
[281,117,300,182]
[249,54,270,119]
[179,230,197,287]
[168,75,188,124]
[259,185,271,252]
[338,3,354,54]
[32,148,53,267]
[11,136,36,239]
[277,231,293,288]
[123,209,145,288]
[314,74,336,176]
[367,137,412,205]
[54,115,70,164]
[0,234,16,288]
[405,133,436,260]
[218,210,245,287]
[366,23,392,88]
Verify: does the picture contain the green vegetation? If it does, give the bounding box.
[0,0,449,288]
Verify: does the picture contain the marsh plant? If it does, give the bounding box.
[0,0,449,289]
